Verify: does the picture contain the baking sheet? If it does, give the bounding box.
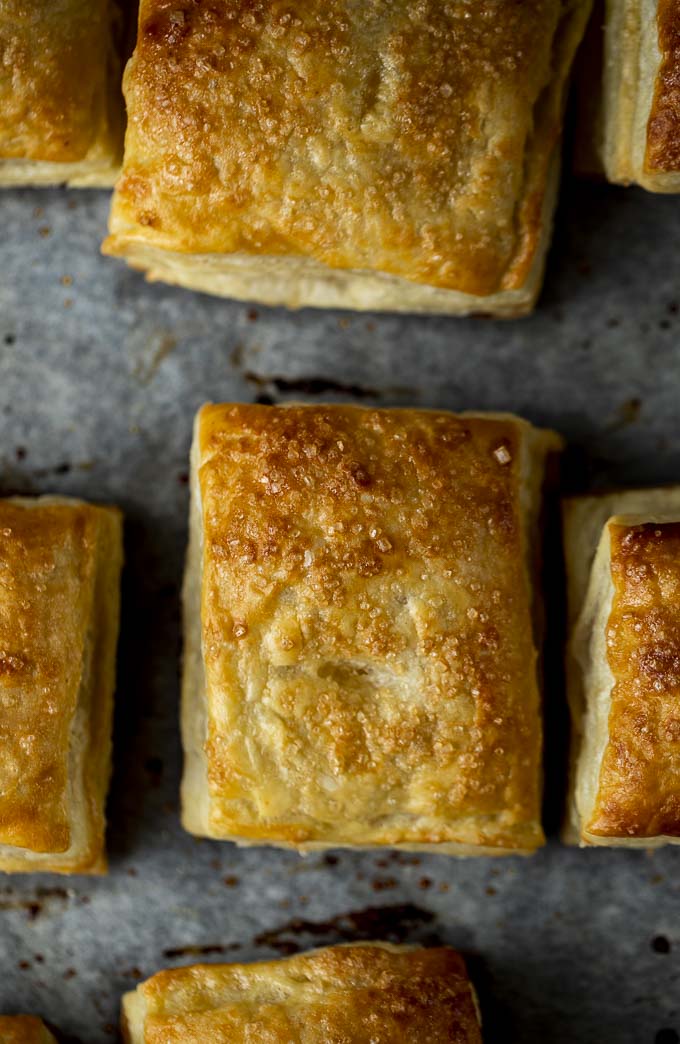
[0,176,679,1044]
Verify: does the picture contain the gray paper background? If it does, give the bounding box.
[0,174,678,1044]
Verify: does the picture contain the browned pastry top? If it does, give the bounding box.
[195,403,548,850]
[109,0,587,294]
[0,1016,56,1044]
[0,0,116,162]
[132,945,482,1043]
[646,0,680,172]
[0,500,100,852]
[589,520,680,837]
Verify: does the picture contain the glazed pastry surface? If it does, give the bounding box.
[590,520,680,837]
[0,1015,57,1043]
[646,0,680,175]
[583,0,680,190]
[105,0,592,313]
[0,0,124,185]
[0,496,123,872]
[564,487,680,846]
[181,404,560,854]
[122,943,482,1043]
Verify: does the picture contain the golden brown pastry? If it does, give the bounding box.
[103,0,592,316]
[0,1016,57,1044]
[564,486,680,846]
[0,0,126,187]
[0,496,123,873]
[122,943,482,1043]
[578,0,680,190]
[181,403,561,855]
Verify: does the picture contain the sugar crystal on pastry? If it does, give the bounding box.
[104,0,592,314]
[181,403,560,854]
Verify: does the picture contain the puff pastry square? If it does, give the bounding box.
[103,0,592,316]
[580,0,680,191]
[122,943,482,1043]
[0,1018,56,1044]
[564,486,680,847]
[0,496,123,873]
[0,0,126,187]
[181,404,561,855]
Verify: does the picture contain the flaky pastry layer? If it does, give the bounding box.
[0,496,123,872]
[0,0,125,187]
[564,486,680,847]
[182,404,561,854]
[104,0,592,312]
[581,0,680,190]
[122,943,482,1044]
[0,1016,57,1044]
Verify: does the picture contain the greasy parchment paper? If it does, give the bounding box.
[0,175,679,1044]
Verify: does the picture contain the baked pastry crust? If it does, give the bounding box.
[647,0,680,180]
[580,0,680,191]
[104,0,592,315]
[0,1016,57,1043]
[0,496,123,873]
[181,404,561,855]
[0,0,126,187]
[121,943,482,1043]
[564,486,680,846]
